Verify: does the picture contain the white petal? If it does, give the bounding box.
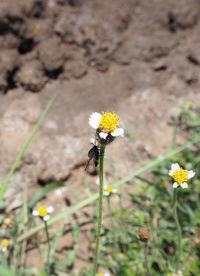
[55,189,62,196]
[104,273,110,276]
[32,210,39,216]
[113,188,117,193]
[95,178,100,185]
[2,247,7,252]
[43,215,50,221]
[104,191,109,196]
[173,182,178,188]
[177,271,183,276]
[111,128,124,137]
[180,182,188,189]
[47,206,54,213]
[88,112,101,129]
[169,163,180,176]
[99,132,108,139]
[188,170,195,179]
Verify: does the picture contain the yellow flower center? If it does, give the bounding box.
[99,112,119,133]
[38,206,47,217]
[106,185,113,195]
[1,239,9,247]
[97,274,104,276]
[187,101,193,107]
[172,168,188,185]
[119,253,125,259]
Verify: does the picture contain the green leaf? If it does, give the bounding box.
[72,225,80,242]
[66,250,76,267]
[0,95,56,202]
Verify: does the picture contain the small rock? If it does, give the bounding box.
[64,60,87,78]
[16,60,47,92]
[38,36,66,72]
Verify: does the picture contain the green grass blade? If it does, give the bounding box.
[0,95,56,202]
[17,134,200,243]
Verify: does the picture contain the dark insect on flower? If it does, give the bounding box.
[85,145,99,171]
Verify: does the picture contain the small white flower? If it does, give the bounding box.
[103,184,117,196]
[168,163,195,189]
[55,189,63,196]
[88,112,124,137]
[1,239,10,252]
[172,270,183,276]
[32,205,54,221]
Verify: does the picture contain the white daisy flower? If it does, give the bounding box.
[103,184,117,196]
[1,239,10,252]
[89,111,124,139]
[172,270,183,276]
[168,163,195,189]
[32,205,54,221]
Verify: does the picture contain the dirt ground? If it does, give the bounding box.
[1,0,200,274]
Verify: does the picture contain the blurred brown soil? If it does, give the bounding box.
[0,0,200,274]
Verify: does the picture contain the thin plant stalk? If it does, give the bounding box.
[0,95,56,203]
[92,145,105,276]
[20,185,28,275]
[1,250,8,268]
[44,221,51,275]
[173,188,182,272]
[107,196,118,255]
[107,197,115,231]
[144,243,152,276]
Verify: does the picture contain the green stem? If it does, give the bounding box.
[144,243,152,276]
[173,189,182,272]
[92,145,105,276]
[44,221,51,276]
[107,197,118,254]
